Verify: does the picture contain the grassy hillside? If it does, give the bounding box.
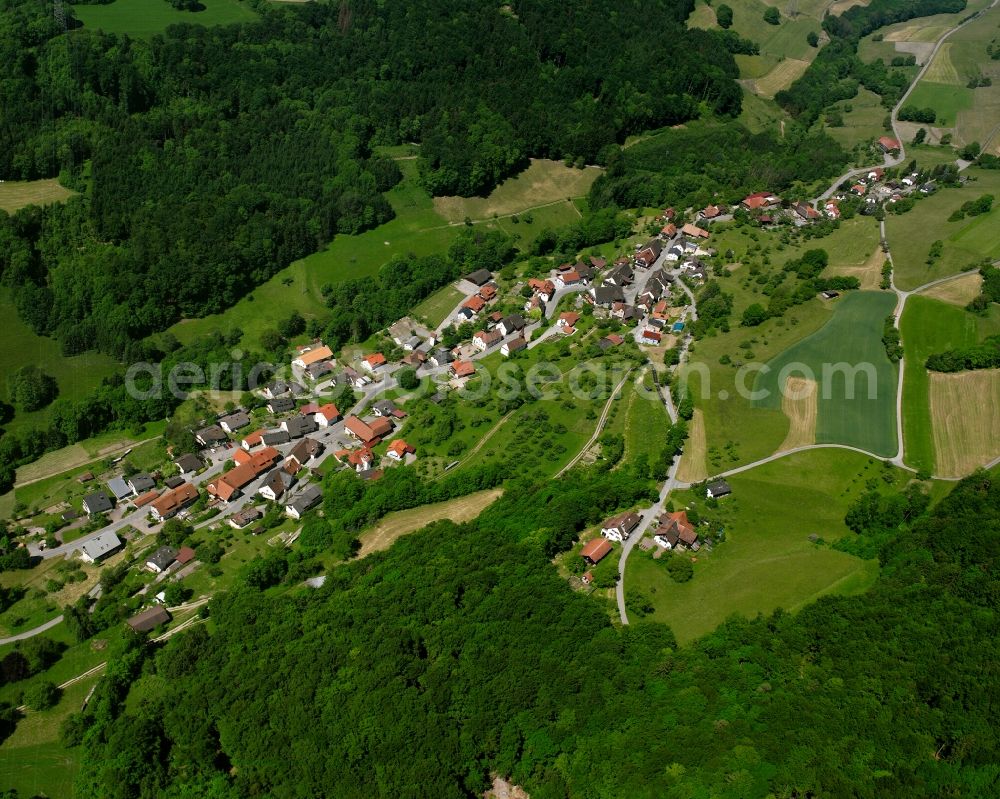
[73,0,258,37]
[887,168,1000,290]
[627,448,884,643]
[0,289,121,436]
[753,291,899,456]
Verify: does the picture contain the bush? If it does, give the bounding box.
[397,368,419,390]
[716,3,733,28]
[763,6,780,24]
[666,556,694,583]
[24,680,61,711]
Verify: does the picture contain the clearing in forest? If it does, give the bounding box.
[677,408,708,483]
[918,272,983,307]
[753,58,811,99]
[357,488,504,557]
[929,369,1000,477]
[779,376,817,450]
[0,179,74,214]
[432,159,600,223]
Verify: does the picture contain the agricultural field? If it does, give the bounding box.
[356,488,504,557]
[887,167,1000,290]
[0,179,74,214]
[626,448,884,644]
[753,291,899,457]
[73,0,258,37]
[0,289,122,437]
[930,368,1000,476]
[919,270,983,305]
[905,82,974,128]
[684,217,884,466]
[898,295,1000,474]
[736,87,790,133]
[431,159,599,223]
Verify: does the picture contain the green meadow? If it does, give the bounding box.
[899,296,1000,473]
[905,81,974,127]
[627,448,884,644]
[0,289,121,436]
[73,0,258,37]
[753,291,899,457]
[887,168,1000,290]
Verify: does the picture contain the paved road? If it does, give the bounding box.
[0,614,64,646]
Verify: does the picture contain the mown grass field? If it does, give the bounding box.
[357,488,504,557]
[888,168,1000,290]
[906,81,974,127]
[0,675,98,798]
[626,448,884,644]
[0,289,122,437]
[822,88,894,151]
[73,0,258,36]
[753,291,899,456]
[411,284,465,328]
[930,368,1000,476]
[0,179,74,214]
[431,159,600,223]
[899,295,1000,474]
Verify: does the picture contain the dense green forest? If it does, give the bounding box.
[0,0,741,361]
[60,469,999,798]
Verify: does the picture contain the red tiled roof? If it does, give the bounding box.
[364,353,387,367]
[580,538,613,563]
[463,295,486,311]
[388,439,414,458]
[315,403,340,422]
[451,361,475,378]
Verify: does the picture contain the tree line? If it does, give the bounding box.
[58,467,1000,799]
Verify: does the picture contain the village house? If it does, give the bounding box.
[793,202,821,221]
[79,531,123,564]
[388,318,433,349]
[660,222,678,239]
[314,403,341,427]
[498,314,525,337]
[208,446,280,502]
[229,507,262,529]
[127,474,155,495]
[877,135,901,153]
[501,336,527,356]
[472,328,503,352]
[680,223,710,240]
[194,425,227,448]
[450,360,475,379]
[286,485,322,519]
[241,430,266,450]
[258,468,295,501]
[479,284,498,302]
[127,606,170,634]
[285,437,324,472]
[263,381,294,399]
[558,312,580,329]
[337,367,371,390]
[640,328,662,345]
[653,510,698,550]
[106,477,132,502]
[262,430,291,447]
[699,204,722,220]
[465,268,493,286]
[150,482,198,522]
[741,191,781,211]
[706,479,732,499]
[336,447,375,473]
[292,344,334,369]
[344,415,393,447]
[361,353,387,374]
[581,537,613,565]
[597,334,625,351]
[588,285,625,307]
[387,439,415,461]
[601,511,641,542]
[83,491,113,516]
[402,350,428,368]
[145,546,177,574]
[267,396,296,414]
[604,262,634,285]
[281,416,318,438]
[527,278,555,302]
[219,411,251,434]
[133,490,159,509]
[305,360,334,380]
[174,453,202,474]
[555,270,582,289]
[461,294,486,317]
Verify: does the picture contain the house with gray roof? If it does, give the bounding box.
[79,531,123,563]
